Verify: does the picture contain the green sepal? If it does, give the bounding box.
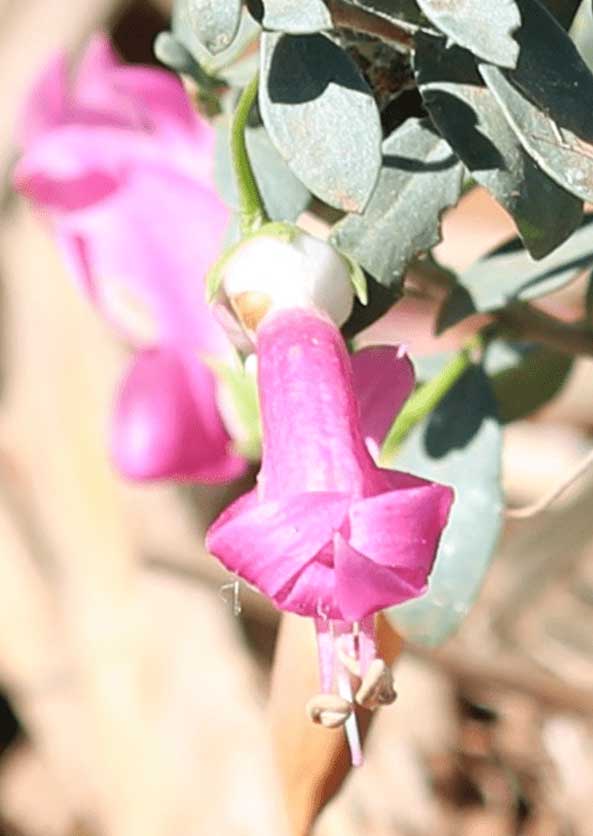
[338,251,368,305]
[202,354,261,461]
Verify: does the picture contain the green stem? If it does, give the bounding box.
[231,73,267,236]
[379,331,486,465]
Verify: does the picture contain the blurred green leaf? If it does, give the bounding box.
[331,118,463,289]
[259,33,382,212]
[387,366,503,646]
[480,0,593,203]
[415,33,582,259]
[254,0,332,32]
[539,0,582,28]
[487,341,573,422]
[416,0,520,67]
[215,118,311,221]
[439,215,593,331]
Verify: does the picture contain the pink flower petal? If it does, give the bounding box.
[348,474,454,585]
[19,52,69,146]
[50,164,230,353]
[111,347,244,482]
[334,533,424,621]
[207,492,350,599]
[257,309,376,500]
[275,559,337,618]
[351,345,415,454]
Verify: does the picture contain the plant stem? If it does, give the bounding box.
[231,73,267,236]
[379,331,486,464]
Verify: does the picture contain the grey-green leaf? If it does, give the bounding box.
[486,341,573,422]
[215,119,311,221]
[259,32,382,212]
[331,118,464,289]
[439,215,593,331]
[257,0,332,32]
[415,0,520,67]
[172,2,259,79]
[414,33,582,259]
[539,0,581,28]
[387,366,503,646]
[480,0,593,203]
[180,0,242,54]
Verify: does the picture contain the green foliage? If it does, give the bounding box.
[331,118,464,291]
[387,366,503,645]
[414,33,583,258]
[167,2,259,81]
[415,0,521,67]
[215,118,311,222]
[259,32,383,211]
[439,216,593,331]
[487,342,573,422]
[178,0,243,55]
[480,0,593,205]
[251,0,332,32]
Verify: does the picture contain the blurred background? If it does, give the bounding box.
[2,1,593,834]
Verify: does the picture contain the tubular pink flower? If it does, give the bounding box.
[207,307,454,758]
[13,35,245,483]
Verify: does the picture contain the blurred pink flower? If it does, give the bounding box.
[14,35,246,483]
[207,308,453,729]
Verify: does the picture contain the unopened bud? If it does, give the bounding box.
[218,227,354,341]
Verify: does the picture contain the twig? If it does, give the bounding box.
[496,303,593,357]
[326,0,415,47]
[507,446,593,519]
[414,643,593,715]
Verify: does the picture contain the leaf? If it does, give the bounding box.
[255,0,333,32]
[439,215,593,331]
[338,251,368,304]
[214,119,311,222]
[177,0,243,54]
[538,0,581,28]
[486,341,573,422]
[259,33,383,212]
[172,3,260,79]
[387,366,503,646]
[415,0,521,68]
[480,0,593,203]
[331,118,464,289]
[414,33,582,259]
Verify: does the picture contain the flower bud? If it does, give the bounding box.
[215,227,354,342]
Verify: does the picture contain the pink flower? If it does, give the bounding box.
[13,35,246,483]
[206,306,453,757]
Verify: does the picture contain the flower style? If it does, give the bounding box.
[207,303,454,758]
[13,35,245,483]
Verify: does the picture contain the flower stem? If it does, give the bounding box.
[231,73,267,236]
[379,331,487,465]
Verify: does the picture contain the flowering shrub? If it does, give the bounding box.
[13,0,593,782]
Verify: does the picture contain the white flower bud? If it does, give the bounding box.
[219,229,354,337]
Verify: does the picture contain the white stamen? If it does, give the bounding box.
[337,668,363,767]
